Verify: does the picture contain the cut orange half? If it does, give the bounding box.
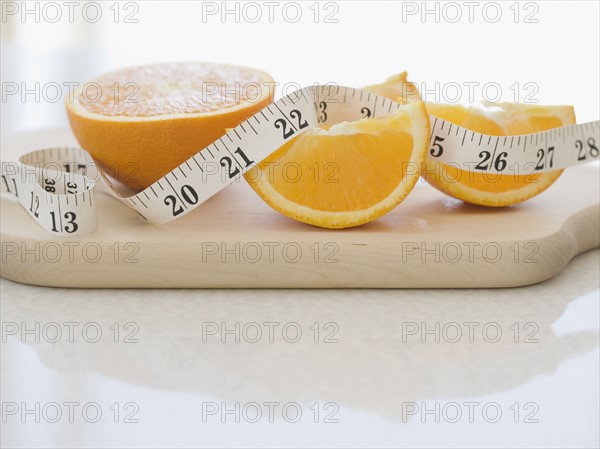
[66,62,274,190]
[244,102,430,228]
[365,73,576,206]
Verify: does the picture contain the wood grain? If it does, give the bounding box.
[1,130,598,288]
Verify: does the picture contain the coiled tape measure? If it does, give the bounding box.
[1,85,599,236]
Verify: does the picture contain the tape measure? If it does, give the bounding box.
[1,85,599,236]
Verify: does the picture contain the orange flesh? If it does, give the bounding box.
[76,63,270,117]
[258,130,414,211]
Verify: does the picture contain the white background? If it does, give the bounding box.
[1,0,599,134]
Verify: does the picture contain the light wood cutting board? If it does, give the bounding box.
[1,129,599,288]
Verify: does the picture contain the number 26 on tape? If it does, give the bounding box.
[476,151,508,172]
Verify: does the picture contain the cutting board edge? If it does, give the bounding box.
[1,204,598,289]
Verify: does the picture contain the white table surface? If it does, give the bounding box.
[1,248,599,448]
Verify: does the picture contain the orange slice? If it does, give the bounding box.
[364,73,576,206]
[244,102,430,228]
[66,62,274,190]
[423,103,575,206]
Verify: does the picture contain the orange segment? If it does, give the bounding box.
[244,102,430,229]
[365,73,576,206]
[424,102,575,205]
[66,62,274,190]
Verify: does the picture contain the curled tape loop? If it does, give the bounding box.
[2,85,599,236]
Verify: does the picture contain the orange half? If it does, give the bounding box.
[66,62,274,190]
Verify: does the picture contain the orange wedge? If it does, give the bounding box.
[423,103,575,206]
[244,102,430,228]
[364,73,576,206]
[66,62,274,190]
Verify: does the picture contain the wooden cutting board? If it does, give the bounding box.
[1,129,599,288]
